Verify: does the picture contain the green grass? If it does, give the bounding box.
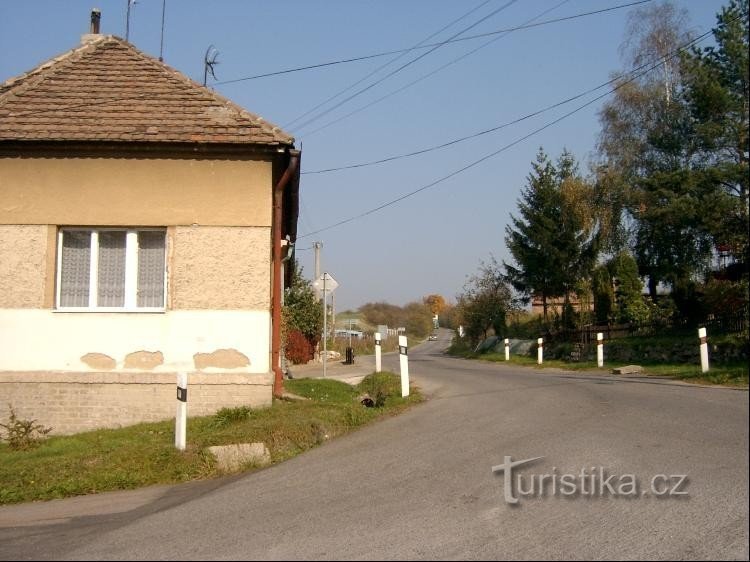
[455,350,748,388]
[0,373,421,505]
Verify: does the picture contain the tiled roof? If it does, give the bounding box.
[0,35,294,146]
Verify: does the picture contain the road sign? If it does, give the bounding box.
[313,272,338,293]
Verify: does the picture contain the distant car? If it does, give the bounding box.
[428,334,438,341]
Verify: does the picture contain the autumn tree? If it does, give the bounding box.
[457,256,518,345]
[423,294,447,316]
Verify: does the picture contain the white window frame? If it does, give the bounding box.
[55,227,167,312]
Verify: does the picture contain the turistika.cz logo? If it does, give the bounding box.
[492,456,689,505]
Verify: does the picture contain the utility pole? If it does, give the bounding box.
[313,241,322,300]
[331,291,336,339]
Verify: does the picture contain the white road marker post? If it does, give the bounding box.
[399,335,409,397]
[504,338,510,361]
[537,338,543,365]
[597,332,604,368]
[698,327,709,373]
[175,372,188,451]
[375,332,382,373]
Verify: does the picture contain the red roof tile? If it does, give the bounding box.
[0,35,294,146]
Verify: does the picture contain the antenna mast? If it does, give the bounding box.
[159,0,167,61]
[125,0,137,41]
[203,45,220,86]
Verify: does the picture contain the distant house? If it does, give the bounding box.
[334,329,364,340]
[530,293,594,317]
[0,14,300,434]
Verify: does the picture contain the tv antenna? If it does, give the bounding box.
[125,0,138,41]
[203,45,220,86]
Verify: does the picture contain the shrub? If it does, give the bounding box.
[212,406,251,427]
[0,406,53,450]
[358,372,402,407]
[285,329,314,365]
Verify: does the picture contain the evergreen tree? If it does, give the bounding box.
[682,0,749,276]
[504,149,599,323]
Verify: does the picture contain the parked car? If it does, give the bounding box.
[428,334,438,341]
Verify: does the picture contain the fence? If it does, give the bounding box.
[548,309,748,345]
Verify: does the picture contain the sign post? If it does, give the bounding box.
[313,273,338,378]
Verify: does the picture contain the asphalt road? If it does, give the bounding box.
[1,329,748,560]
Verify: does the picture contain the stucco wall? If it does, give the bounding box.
[0,371,273,436]
[0,309,271,373]
[0,156,272,227]
[0,225,50,308]
[171,226,271,310]
[0,156,274,378]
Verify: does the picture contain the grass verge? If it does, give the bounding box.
[0,372,421,505]
[449,347,748,388]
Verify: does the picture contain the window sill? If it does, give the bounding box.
[53,308,166,314]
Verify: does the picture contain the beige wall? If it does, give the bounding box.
[0,371,272,436]
[170,226,271,310]
[0,156,272,227]
[0,225,51,308]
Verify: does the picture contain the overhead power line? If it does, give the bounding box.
[214,0,651,86]
[297,25,722,240]
[282,0,496,131]
[296,0,572,138]
[286,0,520,134]
[302,20,700,174]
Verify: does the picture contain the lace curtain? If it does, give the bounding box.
[97,231,126,307]
[60,231,91,307]
[138,231,166,307]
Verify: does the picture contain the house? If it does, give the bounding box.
[530,293,594,317]
[0,13,300,435]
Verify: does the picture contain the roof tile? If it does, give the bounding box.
[0,35,294,146]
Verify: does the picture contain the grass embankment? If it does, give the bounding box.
[448,341,748,388]
[0,372,421,505]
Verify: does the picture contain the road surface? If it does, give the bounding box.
[0,329,747,560]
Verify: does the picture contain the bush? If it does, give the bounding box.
[212,406,252,427]
[358,372,402,407]
[286,329,314,365]
[0,406,53,450]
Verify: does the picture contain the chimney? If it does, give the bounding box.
[90,9,101,33]
[81,8,102,44]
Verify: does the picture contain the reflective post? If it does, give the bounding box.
[175,372,187,451]
[698,327,709,373]
[537,338,543,365]
[375,332,382,373]
[399,335,409,397]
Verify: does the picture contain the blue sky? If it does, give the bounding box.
[0,0,728,311]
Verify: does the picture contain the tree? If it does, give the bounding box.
[620,1,691,105]
[282,263,323,362]
[423,294,447,316]
[359,301,404,328]
[457,256,517,345]
[597,1,722,298]
[682,0,749,275]
[504,149,599,322]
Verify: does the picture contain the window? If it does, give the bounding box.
[56,228,166,310]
